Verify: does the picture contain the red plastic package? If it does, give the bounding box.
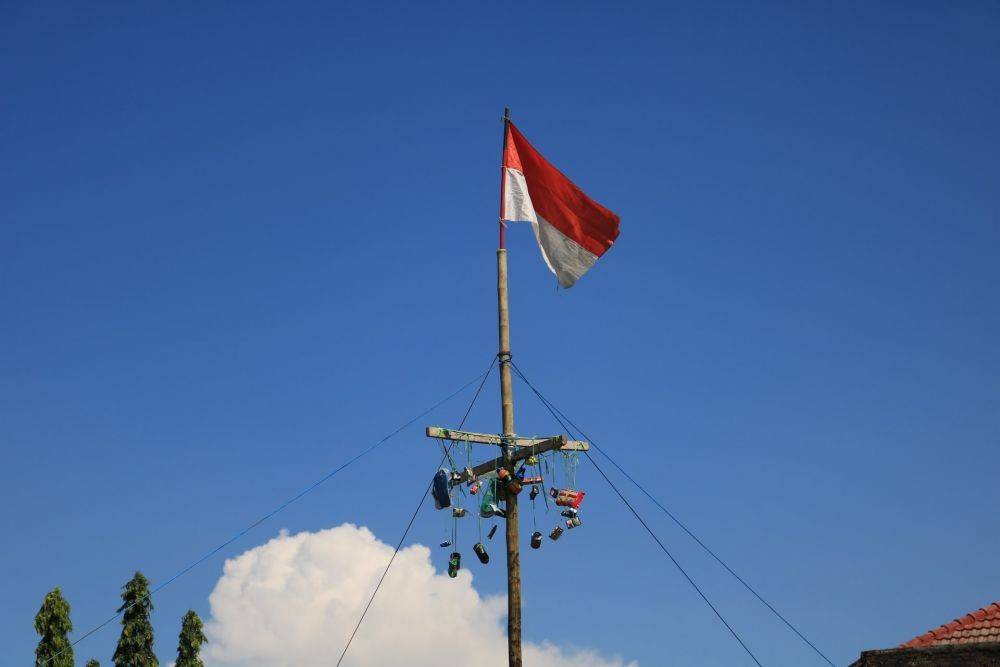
[549,487,585,509]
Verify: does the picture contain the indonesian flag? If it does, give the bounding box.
[502,122,620,288]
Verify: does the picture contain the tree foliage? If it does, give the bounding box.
[34,587,73,667]
[113,571,158,667]
[85,661,100,667]
[175,610,207,667]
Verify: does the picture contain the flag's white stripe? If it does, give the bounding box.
[535,212,599,288]
[503,166,598,288]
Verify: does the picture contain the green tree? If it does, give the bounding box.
[86,661,100,667]
[113,571,157,667]
[33,587,73,667]
[175,610,207,667]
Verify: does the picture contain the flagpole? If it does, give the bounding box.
[499,107,510,250]
[496,106,522,667]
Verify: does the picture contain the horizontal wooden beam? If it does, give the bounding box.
[453,435,568,485]
[425,426,588,451]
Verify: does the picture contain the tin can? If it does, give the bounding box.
[487,525,498,540]
[439,540,452,548]
[452,507,467,518]
[531,531,543,549]
[473,542,489,564]
[549,526,564,541]
[448,552,461,578]
[529,485,539,501]
[561,508,577,518]
[498,468,522,495]
[469,482,480,495]
[566,516,582,529]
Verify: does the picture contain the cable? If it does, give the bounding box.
[42,366,494,666]
[592,446,763,665]
[335,357,495,667]
[511,362,835,667]
[508,364,762,666]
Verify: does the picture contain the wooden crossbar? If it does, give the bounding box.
[450,435,567,485]
[425,426,588,451]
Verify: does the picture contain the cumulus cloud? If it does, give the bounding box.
[203,524,635,667]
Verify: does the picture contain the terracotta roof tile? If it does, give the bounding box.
[901,602,1000,648]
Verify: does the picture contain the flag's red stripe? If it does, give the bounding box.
[503,122,620,257]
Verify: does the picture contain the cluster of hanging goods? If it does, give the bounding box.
[336,358,836,667]
[430,435,586,576]
[48,356,835,667]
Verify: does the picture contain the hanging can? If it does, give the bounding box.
[566,516,583,529]
[530,531,543,549]
[473,542,489,564]
[452,507,467,518]
[549,526,564,541]
[469,481,480,495]
[448,552,461,578]
[529,485,539,501]
[487,524,498,540]
[498,468,522,495]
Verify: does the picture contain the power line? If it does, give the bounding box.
[42,367,495,666]
[508,363,763,666]
[511,362,835,667]
[336,357,496,667]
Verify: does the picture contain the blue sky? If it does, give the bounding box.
[2,1,998,665]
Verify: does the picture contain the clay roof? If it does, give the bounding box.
[901,602,1000,648]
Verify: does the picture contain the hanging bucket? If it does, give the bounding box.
[431,469,452,510]
[474,542,489,564]
[530,531,543,549]
[448,552,461,578]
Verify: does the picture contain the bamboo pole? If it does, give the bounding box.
[497,106,522,667]
[498,247,521,667]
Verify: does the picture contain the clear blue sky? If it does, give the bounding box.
[2,2,998,665]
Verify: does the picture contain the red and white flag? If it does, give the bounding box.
[502,122,620,288]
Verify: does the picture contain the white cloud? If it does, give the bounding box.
[203,524,636,667]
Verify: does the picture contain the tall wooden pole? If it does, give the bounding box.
[497,106,522,667]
